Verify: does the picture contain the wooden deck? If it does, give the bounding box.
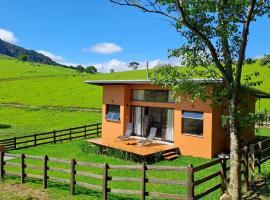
[88,138,179,157]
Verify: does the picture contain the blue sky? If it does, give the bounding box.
[0,0,270,72]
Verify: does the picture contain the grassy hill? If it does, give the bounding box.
[0,54,269,139]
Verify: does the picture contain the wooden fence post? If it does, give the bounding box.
[187,164,194,200]
[69,129,72,141]
[102,163,108,200]
[220,158,227,194]
[84,125,87,138]
[243,146,249,190]
[70,159,76,195]
[43,155,48,189]
[249,143,255,191]
[34,133,37,146]
[258,141,262,174]
[14,137,16,150]
[141,163,146,200]
[21,154,25,184]
[53,130,56,144]
[96,124,99,137]
[0,151,4,182]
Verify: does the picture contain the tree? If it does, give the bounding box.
[111,1,270,199]
[18,54,28,62]
[76,65,85,73]
[128,61,139,70]
[85,65,98,74]
[110,68,115,73]
[18,54,28,77]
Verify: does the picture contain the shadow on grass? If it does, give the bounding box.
[0,124,11,129]
[3,176,137,200]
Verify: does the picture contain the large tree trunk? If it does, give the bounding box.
[228,97,241,200]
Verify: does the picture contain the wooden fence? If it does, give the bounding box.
[0,123,101,151]
[0,152,188,200]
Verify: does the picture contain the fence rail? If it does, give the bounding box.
[0,123,101,151]
[0,152,188,200]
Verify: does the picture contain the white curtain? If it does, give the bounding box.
[134,107,144,136]
[133,90,144,101]
[165,109,174,142]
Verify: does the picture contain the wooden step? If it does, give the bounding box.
[162,151,176,157]
[164,154,179,160]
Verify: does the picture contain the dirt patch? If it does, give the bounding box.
[0,182,49,200]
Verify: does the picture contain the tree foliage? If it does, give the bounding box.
[128,61,140,70]
[85,66,98,74]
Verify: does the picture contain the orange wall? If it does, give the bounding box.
[100,84,255,159]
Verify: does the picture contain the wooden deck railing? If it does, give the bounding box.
[0,123,101,151]
[0,152,188,200]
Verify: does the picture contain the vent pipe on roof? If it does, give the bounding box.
[146,61,149,80]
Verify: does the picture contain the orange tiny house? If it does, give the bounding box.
[85,79,270,159]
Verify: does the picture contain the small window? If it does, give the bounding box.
[182,111,204,136]
[106,105,120,122]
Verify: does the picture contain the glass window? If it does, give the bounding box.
[132,90,174,102]
[182,111,204,136]
[106,105,120,121]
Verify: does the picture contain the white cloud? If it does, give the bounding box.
[83,42,123,54]
[0,29,18,44]
[37,50,65,63]
[89,58,180,73]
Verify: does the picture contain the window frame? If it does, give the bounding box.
[181,111,204,137]
[131,89,174,103]
[106,104,121,122]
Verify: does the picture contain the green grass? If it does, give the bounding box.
[0,106,101,139]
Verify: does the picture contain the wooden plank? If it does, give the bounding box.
[148,178,187,186]
[187,164,194,200]
[25,155,43,160]
[76,161,104,168]
[195,184,221,199]
[76,171,103,179]
[48,157,70,164]
[5,171,20,176]
[110,176,141,182]
[109,188,141,195]
[148,192,187,200]
[147,165,186,172]
[261,146,270,155]
[49,177,70,184]
[76,181,102,191]
[25,164,43,170]
[5,153,20,158]
[193,159,221,172]
[0,151,4,182]
[194,171,221,186]
[49,167,70,174]
[109,165,141,170]
[16,139,35,145]
[5,162,20,167]
[260,155,270,164]
[26,173,43,180]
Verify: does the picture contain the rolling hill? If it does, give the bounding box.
[0,39,64,66]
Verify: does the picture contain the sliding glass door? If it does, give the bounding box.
[131,106,174,142]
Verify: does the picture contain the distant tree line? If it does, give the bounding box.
[69,65,98,74]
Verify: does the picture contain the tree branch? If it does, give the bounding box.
[218,0,233,81]
[175,0,231,84]
[110,0,178,22]
[235,0,256,90]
